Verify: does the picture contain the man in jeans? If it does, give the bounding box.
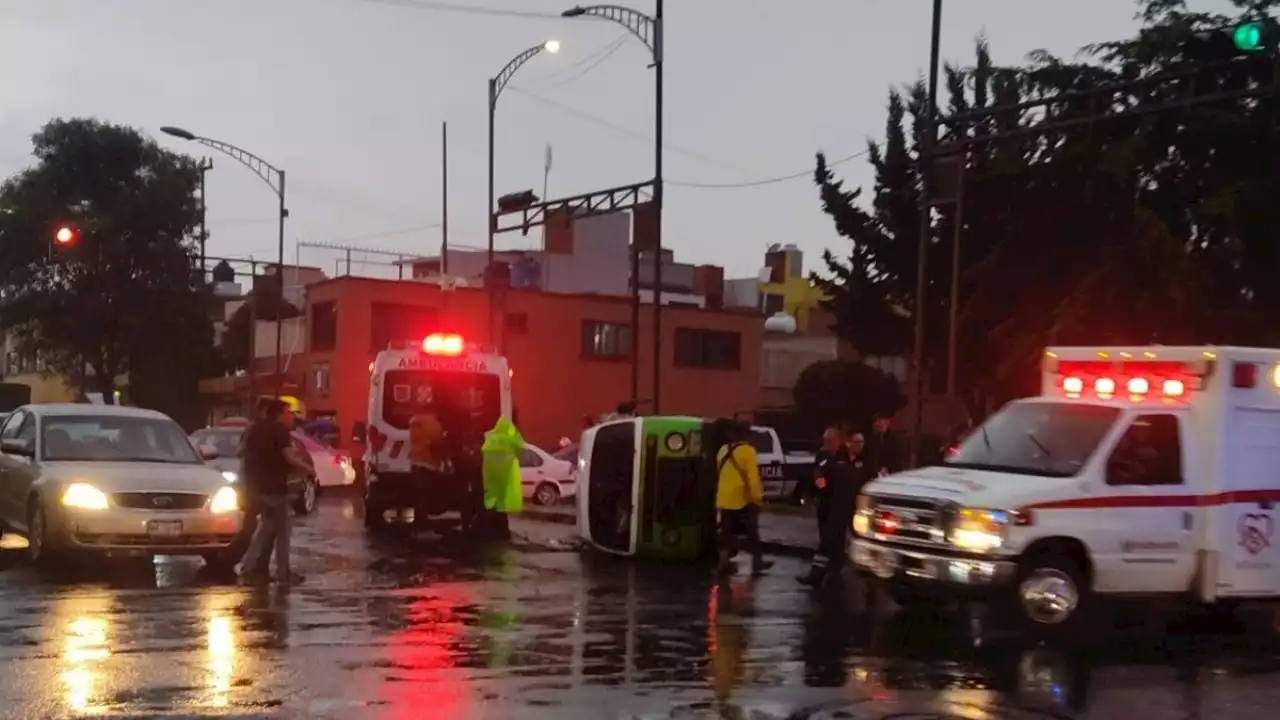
[239,399,311,586]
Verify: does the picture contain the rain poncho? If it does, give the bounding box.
[481,417,525,513]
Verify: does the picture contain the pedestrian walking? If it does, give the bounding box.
[239,399,311,586]
[799,429,861,589]
[715,422,772,576]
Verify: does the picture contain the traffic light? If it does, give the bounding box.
[1185,18,1280,59]
[53,226,77,246]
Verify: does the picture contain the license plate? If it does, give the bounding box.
[147,520,182,537]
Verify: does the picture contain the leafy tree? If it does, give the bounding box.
[0,118,211,405]
[815,0,1280,419]
[792,359,905,434]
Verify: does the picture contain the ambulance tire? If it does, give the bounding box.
[1011,552,1092,639]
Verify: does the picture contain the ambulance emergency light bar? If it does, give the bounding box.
[384,334,468,356]
[1043,350,1212,401]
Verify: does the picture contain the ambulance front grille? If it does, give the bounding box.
[865,494,950,548]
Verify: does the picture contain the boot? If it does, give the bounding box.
[717,550,737,575]
[796,564,825,587]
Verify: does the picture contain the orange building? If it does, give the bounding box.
[299,276,763,451]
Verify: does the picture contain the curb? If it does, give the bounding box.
[519,510,815,560]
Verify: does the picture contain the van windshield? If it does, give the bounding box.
[381,370,501,435]
[945,401,1121,478]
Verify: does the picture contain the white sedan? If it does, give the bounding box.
[519,444,576,506]
[0,404,245,569]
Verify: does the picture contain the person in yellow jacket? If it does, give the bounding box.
[481,416,525,540]
[715,422,772,576]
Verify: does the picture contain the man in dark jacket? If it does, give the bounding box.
[866,413,904,475]
[799,427,858,588]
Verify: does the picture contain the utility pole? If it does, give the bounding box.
[909,0,944,469]
[442,121,449,275]
[198,158,213,274]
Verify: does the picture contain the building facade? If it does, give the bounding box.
[301,276,763,451]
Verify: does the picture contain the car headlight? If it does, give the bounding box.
[62,483,109,510]
[210,486,240,514]
[221,471,238,483]
[852,494,872,537]
[948,507,1009,552]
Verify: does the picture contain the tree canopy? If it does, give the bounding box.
[0,118,214,413]
[792,359,905,434]
[815,0,1280,416]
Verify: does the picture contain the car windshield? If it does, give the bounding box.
[45,414,201,464]
[945,401,1121,478]
[191,429,242,459]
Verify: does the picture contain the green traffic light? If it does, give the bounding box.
[1234,21,1267,52]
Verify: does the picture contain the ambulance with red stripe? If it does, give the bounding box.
[852,346,1280,636]
[362,333,511,530]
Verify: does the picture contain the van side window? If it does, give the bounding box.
[1106,414,1182,486]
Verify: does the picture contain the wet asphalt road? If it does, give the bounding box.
[2,499,1280,718]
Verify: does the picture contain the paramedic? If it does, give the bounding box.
[481,416,526,541]
[799,428,858,588]
[715,423,772,576]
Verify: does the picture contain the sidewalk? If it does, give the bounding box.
[520,503,817,559]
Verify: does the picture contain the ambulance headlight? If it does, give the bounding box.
[853,494,872,537]
[948,507,1009,552]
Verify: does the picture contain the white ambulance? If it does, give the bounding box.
[362,333,512,530]
[852,345,1280,637]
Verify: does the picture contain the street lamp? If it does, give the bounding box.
[487,39,559,347]
[562,2,664,413]
[160,126,289,404]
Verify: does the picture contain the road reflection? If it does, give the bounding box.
[56,596,112,714]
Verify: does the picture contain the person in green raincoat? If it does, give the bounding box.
[481,416,525,539]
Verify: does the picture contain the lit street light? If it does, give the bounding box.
[160,125,289,404]
[487,39,559,348]
[562,2,664,412]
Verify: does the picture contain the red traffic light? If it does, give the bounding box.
[54,226,77,245]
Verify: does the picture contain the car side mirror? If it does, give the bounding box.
[198,444,219,460]
[2,438,32,457]
[352,421,367,444]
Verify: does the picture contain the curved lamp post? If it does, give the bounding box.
[562,3,664,412]
[487,39,560,349]
[161,126,289,402]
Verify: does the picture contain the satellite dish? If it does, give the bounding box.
[764,312,797,334]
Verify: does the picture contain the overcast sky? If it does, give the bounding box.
[0,0,1236,280]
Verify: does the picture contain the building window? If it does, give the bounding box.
[762,293,784,316]
[582,321,632,360]
[370,303,439,352]
[675,328,740,370]
[312,363,331,397]
[310,302,337,352]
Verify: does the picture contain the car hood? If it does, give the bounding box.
[204,457,239,473]
[863,464,1078,511]
[42,461,232,494]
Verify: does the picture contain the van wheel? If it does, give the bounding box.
[1013,553,1091,638]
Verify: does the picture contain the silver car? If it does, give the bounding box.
[0,404,244,569]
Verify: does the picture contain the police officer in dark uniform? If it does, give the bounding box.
[799,427,858,588]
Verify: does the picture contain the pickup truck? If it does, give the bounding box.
[746,425,815,502]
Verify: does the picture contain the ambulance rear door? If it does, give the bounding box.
[1215,406,1280,597]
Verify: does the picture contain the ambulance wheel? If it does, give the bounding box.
[1013,552,1091,639]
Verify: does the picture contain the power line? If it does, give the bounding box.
[521,35,629,91]
[316,223,443,246]
[666,150,869,189]
[357,0,566,20]
[507,86,745,172]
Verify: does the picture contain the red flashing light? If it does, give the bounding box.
[1013,509,1035,527]
[1163,379,1186,397]
[1127,377,1150,395]
[1063,376,1085,394]
[1095,377,1116,395]
[873,509,899,534]
[423,333,464,356]
[54,226,76,245]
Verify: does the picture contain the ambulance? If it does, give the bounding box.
[852,346,1280,637]
[362,333,512,531]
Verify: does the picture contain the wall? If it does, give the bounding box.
[304,277,763,451]
[4,372,76,404]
